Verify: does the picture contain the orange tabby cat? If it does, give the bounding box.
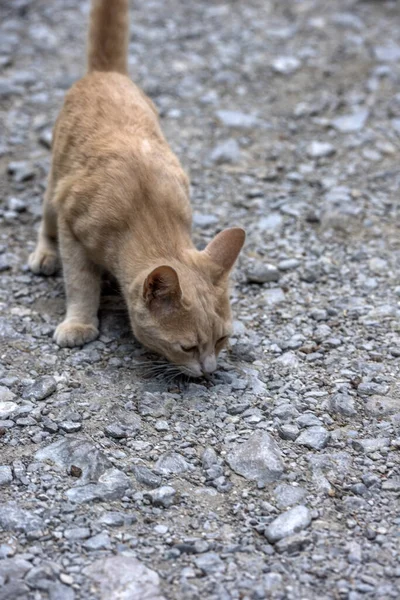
[29,0,245,378]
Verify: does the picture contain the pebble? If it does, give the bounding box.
[296,427,330,450]
[263,288,285,305]
[155,451,190,475]
[194,552,225,575]
[83,532,111,551]
[85,555,166,600]
[0,401,18,419]
[58,421,82,433]
[331,109,369,133]
[272,56,301,75]
[0,503,42,533]
[132,464,162,488]
[364,395,398,416]
[0,465,13,486]
[306,141,336,158]
[210,139,241,164]
[264,505,311,543]
[23,376,57,401]
[0,386,16,403]
[148,485,177,508]
[352,438,390,453]
[273,483,307,509]
[278,258,300,271]
[374,43,400,62]
[246,262,280,283]
[278,423,300,441]
[216,109,258,128]
[66,469,131,503]
[329,393,357,417]
[226,431,284,485]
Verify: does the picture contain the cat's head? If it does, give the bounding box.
[129,228,245,377]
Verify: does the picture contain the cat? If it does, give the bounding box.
[29,0,245,378]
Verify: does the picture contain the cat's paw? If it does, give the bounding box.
[29,249,59,276]
[54,321,99,348]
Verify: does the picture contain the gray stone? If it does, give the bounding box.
[202,447,218,470]
[39,128,52,148]
[192,213,219,228]
[138,393,170,418]
[64,527,91,541]
[23,376,57,401]
[48,582,75,600]
[66,468,131,503]
[132,464,162,488]
[0,503,42,533]
[83,532,111,551]
[258,212,283,231]
[306,141,336,158]
[365,395,399,416]
[155,452,190,475]
[352,438,390,453]
[0,466,13,486]
[272,56,301,75]
[7,197,26,212]
[35,437,111,484]
[331,109,369,133]
[296,426,330,450]
[216,109,258,128]
[374,43,400,62]
[329,393,356,417]
[0,401,18,419]
[264,505,311,543]
[263,288,285,305]
[98,512,125,527]
[275,531,312,554]
[0,557,32,580]
[278,423,299,441]
[105,422,128,439]
[58,421,82,433]
[382,478,400,491]
[210,139,241,164]
[0,386,15,403]
[246,262,280,283]
[226,431,284,485]
[278,258,300,271]
[148,485,177,508]
[296,413,322,428]
[194,552,225,575]
[273,483,307,509]
[84,554,166,600]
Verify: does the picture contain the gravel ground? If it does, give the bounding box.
[1,0,400,599]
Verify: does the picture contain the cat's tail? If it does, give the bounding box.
[87,0,129,74]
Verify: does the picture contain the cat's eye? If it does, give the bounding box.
[181,345,198,353]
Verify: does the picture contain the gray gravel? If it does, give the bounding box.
[1,0,400,599]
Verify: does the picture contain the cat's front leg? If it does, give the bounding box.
[54,223,101,348]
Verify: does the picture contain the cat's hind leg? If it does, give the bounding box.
[29,182,59,276]
[54,222,101,348]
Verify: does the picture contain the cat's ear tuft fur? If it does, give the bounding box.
[143,265,182,309]
[203,228,245,275]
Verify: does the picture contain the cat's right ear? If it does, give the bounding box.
[143,265,182,311]
[203,227,245,276]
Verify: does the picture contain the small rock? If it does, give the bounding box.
[216,109,258,128]
[154,420,169,431]
[105,422,128,439]
[59,421,82,433]
[329,393,357,417]
[296,426,330,450]
[263,288,285,305]
[258,212,283,231]
[246,262,280,283]
[132,464,162,488]
[148,486,177,508]
[0,386,15,403]
[0,401,18,419]
[84,555,166,600]
[278,423,299,441]
[138,392,170,418]
[331,109,369,133]
[83,532,111,551]
[272,56,301,75]
[39,128,52,148]
[0,465,13,486]
[352,438,390,453]
[275,531,312,554]
[7,197,27,212]
[192,213,219,228]
[226,431,284,485]
[98,512,125,527]
[278,258,300,271]
[202,447,218,470]
[306,141,336,158]
[64,527,91,541]
[265,505,311,543]
[382,478,400,491]
[374,43,400,62]
[66,469,131,503]
[273,483,307,509]
[0,503,42,533]
[194,552,225,575]
[23,376,57,401]
[365,396,398,416]
[155,452,190,475]
[210,139,241,164]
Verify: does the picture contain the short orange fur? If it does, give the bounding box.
[29,0,245,377]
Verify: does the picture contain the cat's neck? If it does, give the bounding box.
[115,227,195,293]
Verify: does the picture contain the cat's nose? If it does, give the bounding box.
[201,355,217,374]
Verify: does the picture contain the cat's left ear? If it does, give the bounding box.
[203,227,245,275]
[143,265,182,310]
